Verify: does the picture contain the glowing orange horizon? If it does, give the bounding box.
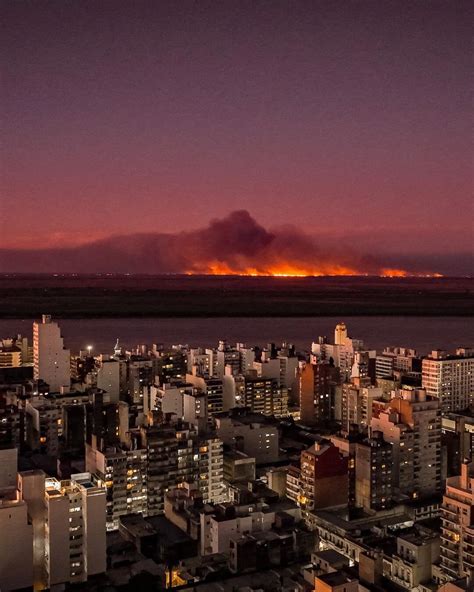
[186,261,443,278]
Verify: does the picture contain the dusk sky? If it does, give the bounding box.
[1,1,472,273]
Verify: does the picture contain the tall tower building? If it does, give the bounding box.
[33,315,70,392]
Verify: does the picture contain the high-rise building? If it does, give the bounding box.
[236,342,256,375]
[0,449,33,592]
[341,378,383,431]
[376,347,420,380]
[355,431,393,512]
[25,397,63,456]
[0,338,22,367]
[370,388,442,498]
[438,460,474,583]
[186,372,224,415]
[312,324,365,382]
[43,474,106,587]
[277,352,299,402]
[299,442,348,515]
[150,380,193,417]
[128,355,154,405]
[182,388,208,429]
[242,376,288,417]
[215,341,241,377]
[89,393,119,450]
[299,361,340,425]
[154,349,187,384]
[188,347,212,376]
[141,422,179,516]
[86,435,149,530]
[215,408,280,464]
[0,402,23,449]
[334,323,348,346]
[86,418,224,529]
[330,427,365,514]
[442,413,474,476]
[97,358,122,403]
[33,315,71,392]
[422,349,474,413]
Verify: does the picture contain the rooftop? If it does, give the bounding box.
[313,549,349,565]
[119,514,157,538]
[316,570,357,586]
[398,526,438,546]
[146,515,195,545]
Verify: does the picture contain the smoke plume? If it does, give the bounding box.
[0,210,443,276]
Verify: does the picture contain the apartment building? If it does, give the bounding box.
[371,388,442,498]
[299,442,348,515]
[43,474,106,587]
[422,349,474,412]
[438,460,474,582]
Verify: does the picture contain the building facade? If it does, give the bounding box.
[422,349,474,413]
[33,315,71,392]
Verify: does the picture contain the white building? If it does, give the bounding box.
[386,527,440,590]
[150,381,190,416]
[43,474,106,587]
[200,500,300,556]
[236,343,256,374]
[97,358,121,403]
[0,490,33,591]
[312,324,365,382]
[188,347,212,376]
[33,315,70,392]
[183,389,208,428]
[422,349,474,412]
[376,347,419,379]
[215,341,241,377]
[0,447,34,591]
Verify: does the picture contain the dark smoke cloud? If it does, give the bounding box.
[0,210,465,275]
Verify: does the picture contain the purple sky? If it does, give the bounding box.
[1,1,472,272]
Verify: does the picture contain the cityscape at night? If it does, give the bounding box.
[0,1,473,592]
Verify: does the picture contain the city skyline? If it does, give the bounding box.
[1,316,473,590]
[1,2,473,590]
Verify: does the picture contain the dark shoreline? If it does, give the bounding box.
[1,275,472,318]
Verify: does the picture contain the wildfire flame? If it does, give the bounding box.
[186,261,442,278]
[0,209,444,277]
